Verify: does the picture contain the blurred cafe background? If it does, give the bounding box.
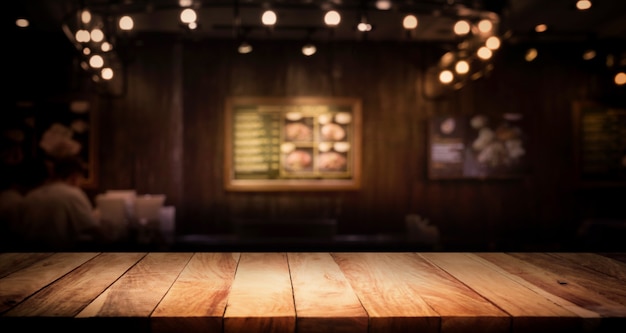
[2,0,626,252]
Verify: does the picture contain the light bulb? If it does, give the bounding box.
[403,15,418,30]
[324,10,341,26]
[119,16,134,30]
[262,10,277,26]
[89,54,104,68]
[302,44,317,56]
[180,8,197,24]
[439,70,454,84]
[454,20,471,35]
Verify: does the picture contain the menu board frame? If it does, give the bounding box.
[224,96,362,191]
[427,113,529,180]
[572,101,626,187]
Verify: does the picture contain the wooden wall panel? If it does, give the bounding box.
[93,36,625,249]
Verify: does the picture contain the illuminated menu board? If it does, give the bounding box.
[224,97,362,191]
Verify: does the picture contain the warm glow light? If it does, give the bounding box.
[582,49,596,60]
[89,54,104,68]
[525,48,538,62]
[119,16,134,30]
[357,23,372,32]
[375,0,392,10]
[324,10,341,26]
[180,8,197,24]
[454,20,471,35]
[403,15,418,29]
[439,70,454,84]
[16,18,29,28]
[262,10,277,26]
[81,10,92,24]
[90,28,104,42]
[477,46,492,60]
[101,42,112,52]
[486,36,501,50]
[178,0,193,7]
[302,43,317,56]
[238,41,253,54]
[187,21,198,30]
[615,72,626,85]
[477,19,493,33]
[75,29,90,42]
[455,60,470,74]
[101,67,114,80]
[535,24,548,33]
[83,47,91,55]
[576,0,592,11]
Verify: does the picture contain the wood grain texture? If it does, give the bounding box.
[0,253,54,279]
[509,252,626,306]
[151,253,240,333]
[334,252,510,333]
[4,252,146,317]
[289,252,368,333]
[476,253,626,332]
[548,253,626,282]
[0,252,98,314]
[224,253,295,333]
[76,252,192,318]
[421,253,582,333]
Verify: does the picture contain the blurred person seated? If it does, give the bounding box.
[17,156,113,251]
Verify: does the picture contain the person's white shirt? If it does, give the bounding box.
[20,181,99,250]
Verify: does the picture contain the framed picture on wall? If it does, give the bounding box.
[12,95,99,189]
[224,97,362,191]
[427,113,529,179]
[572,101,626,187]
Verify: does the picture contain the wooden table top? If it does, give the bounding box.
[1,252,625,333]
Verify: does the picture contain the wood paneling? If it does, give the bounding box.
[91,36,625,249]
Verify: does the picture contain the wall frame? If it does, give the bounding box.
[572,101,626,187]
[427,113,529,180]
[224,97,362,191]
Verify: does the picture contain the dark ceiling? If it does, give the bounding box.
[10,0,626,44]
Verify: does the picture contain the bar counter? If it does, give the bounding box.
[1,252,625,333]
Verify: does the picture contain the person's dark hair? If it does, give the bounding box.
[52,156,87,180]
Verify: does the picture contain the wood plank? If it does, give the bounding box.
[548,253,626,282]
[151,253,240,333]
[509,252,626,306]
[421,253,582,333]
[75,252,193,333]
[223,253,295,333]
[289,252,368,333]
[0,253,54,279]
[0,252,98,314]
[599,253,626,265]
[333,252,510,333]
[475,253,626,332]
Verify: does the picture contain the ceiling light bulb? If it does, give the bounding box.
[238,42,253,54]
[180,8,197,24]
[101,42,112,52]
[89,54,104,68]
[525,48,538,62]
[615,72,626,85]
[119,16,134,30]
[576,0,592,11]
[477,46,492,60]
[582,49,596,60]
[477,19,492,33]
[179,0,193,7]
[81,10,92,24]
[375,0,392,10]
[262,10,277,26]
[83,47,91,55]
[324,10,341,26]
[16,18,29,28]
[486,36,501,50]
[439,70,454,84]
[455,60,470,74]
[101,67,114,80]
[75,29,90,42]
[302,43,317,56]
[187,22,198,30]
[357,22,372,32]
[402,15,418,30]
[90,28,104,42]
[454,20,471,35]
[535,24,547,33]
